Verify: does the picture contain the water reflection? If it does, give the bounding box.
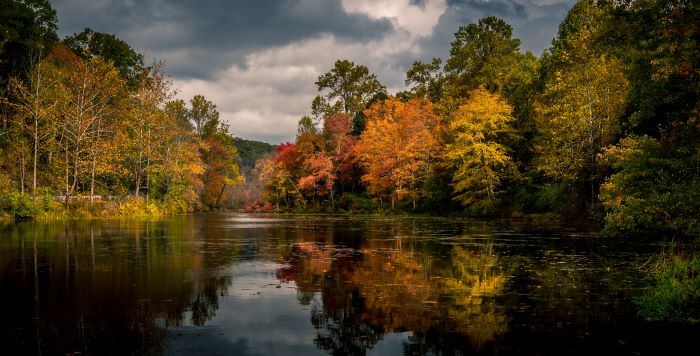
[0,215,698,355]
[0,218,234,355]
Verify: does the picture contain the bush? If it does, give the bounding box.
[118,196,163,218]
[600,135,700,238]
[336,193,379,213]
[636,250,700,323]
[244,201,277,213]
[1,192,38,219]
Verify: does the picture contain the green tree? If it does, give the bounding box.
[297,115,318,136]
[312,59,386,119]
[165,99,193,131]
[501,52,540,170]
[403,57,444,102]
[351,91,387,136]
[0,0,58,95]
[614,0,700,137]
[600,131,700,237]
[444,16,521,95]
[188,94,218,136]
[64,28,145,88]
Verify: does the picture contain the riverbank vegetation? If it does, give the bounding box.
[1,0,698,322]
[1,0,242,220]
[245,0,699,242]
[239,0,699,322]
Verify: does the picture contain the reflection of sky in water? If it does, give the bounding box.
[166,261,408,355]
[4,215,696,355]
[223,215,291,229]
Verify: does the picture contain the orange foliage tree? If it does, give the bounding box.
[323,113,357,193]
[354,97,439,208]
[298,152,336,206]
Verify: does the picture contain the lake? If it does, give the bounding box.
[0,214,696,355]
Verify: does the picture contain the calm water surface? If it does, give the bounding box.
[0,214,696,355]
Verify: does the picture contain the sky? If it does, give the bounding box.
[50,0,577,144]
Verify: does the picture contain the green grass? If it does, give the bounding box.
[636,247,700,323]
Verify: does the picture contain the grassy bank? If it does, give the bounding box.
[0,192,194,221]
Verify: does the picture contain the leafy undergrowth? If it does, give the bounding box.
[636,247,700,323]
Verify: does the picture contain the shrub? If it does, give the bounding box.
[1,192,37,219]
[636,250,700,323]
[336,193,379,213]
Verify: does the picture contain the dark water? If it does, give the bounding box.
[0,214,696,355]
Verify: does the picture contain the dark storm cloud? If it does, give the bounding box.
[52,0,394,78]
[410,0,575,65]
[49,0,578,143]
[446,0,528,18]
[408,0,429,7]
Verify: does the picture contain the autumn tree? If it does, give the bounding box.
[535,2,628,206]
[444,89,515,207]
[155,117,204,212]
[57,54,124,205]
[200,122,243,209]
[7,58,63,195]
[256,156,290,209]
[355,97,439,209]
[298,153,335,206]
[323,113,356,193]
[119,64,171,200]
[256,143,305,209]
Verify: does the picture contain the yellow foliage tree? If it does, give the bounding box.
[535,54,628,183]
[444,89,514,206]
[57,55,124,204]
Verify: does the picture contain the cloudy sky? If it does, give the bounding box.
[51,0,576,144]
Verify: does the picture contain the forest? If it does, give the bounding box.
[0,0,697,237]
[247,0,699,240]
[0,0,245,218]
[0,0,698,324]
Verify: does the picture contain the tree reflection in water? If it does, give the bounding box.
[276,233,510,355]
[0,219,233,355]
[3,215,693,355]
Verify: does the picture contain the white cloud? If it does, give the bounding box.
[53,0,573,144]
[341,0,447,37]
[173,30,425,144]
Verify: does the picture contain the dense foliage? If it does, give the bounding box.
[0,1,242,218]
[1,0,698,324]
[252,1,699,243]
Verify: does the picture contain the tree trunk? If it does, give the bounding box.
[64,147,70,207]
[90,154,96,204]
[215,183,226,209]
[32,120,38,197]
[19,153,26,194]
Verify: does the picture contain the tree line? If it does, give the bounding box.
[253,0,699,238]
[0,0,241,217]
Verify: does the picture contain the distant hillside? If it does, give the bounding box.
[233,137,276,177]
